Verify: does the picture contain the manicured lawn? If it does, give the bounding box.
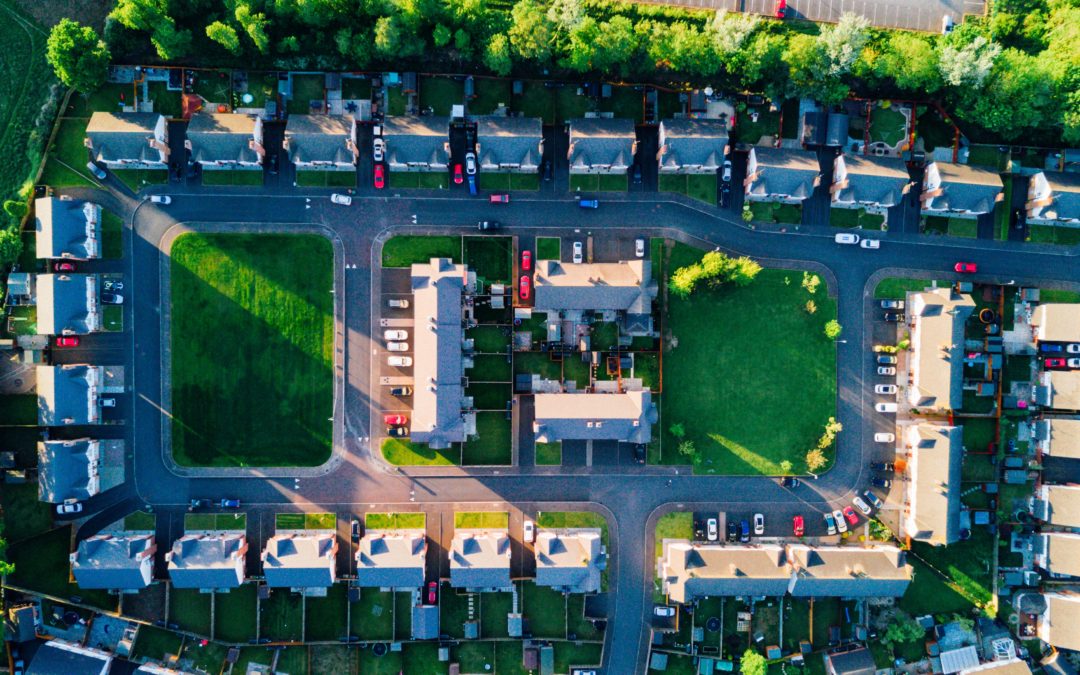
[654,511,693,558]
[201,170,264,186]
[102,210,124,259]
[568,594,604,640]
[537,511,607,538]
[535,237,560,261]
[387,87,407,116]
[123,510,156,531]
[869,106,908,146]
[2,482,52,544]
[570,173,628,192]
[105,303,123,331]
[554,642,603,673]
[359,649,402,674]
[387,171,449,189]
[233,648,274,674]
[311,645,357,675]
[536,441,562,465]
[966,145,1008,170]
[455,511,508,529]
[874,277,933,299]
[513,351,562,380]
[288,74,326,114]
[8,526,118,611]
[295,170,357,187]
[382,235,460,267]
[469,78,512,115]
[564,354,591,388]
[366,512,426,529]
[948,217,979,238]
[464,236,512,285]
[469,354,513,380]
[661,245,836,474]
[214,583,258,643]
[737,106,780,145]
[478,172,540,191]
[494,641,529,675]
[747,200,802,225]
[900,556,975,616]
[275,647,308,675]
[910,529,995,608]
[350,588,394,640]
[962,418,995,452]
[146,81,183,117]
[465,382,511,409]
[342,77,373,100]
[916,106,955,152]
[6,306,37,336]
[1029,224,1080,246]
[522,582,567,638]
[260,589,304,642]
[599,86,644,122]
[132,626,183,662]
[276,512,336,530]
[439,583,471,639]
[394,591,412,638]
[420,76,464,116]
[114,169,168,192]
[305,583,348,641]
[180,640,229,673]
[170,233,334,467]
[169,588,212,635]
[687,174,718,205]
[455,641,495,672]
[635,352,660,390]
[184,513,247,531]
[41,117,94,188]
[381,438,460,465]
[480,591,514,638]
[0,394,38,426]
[830,207,885,230]
[1039,290,1080,303]
[467,325,510,353]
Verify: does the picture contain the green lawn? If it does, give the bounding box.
[536,441,562,465]
[467,325,510,353]
[1039,290,1080,303]
[0,394,37,425]
[342,77,373,100]
[7,526,118,611]
[465,383,511,409]
[455,511,508,529]
[394,591,412,639]
[295,170,357,187]
[366,512,426,529]
[214,583,258,643]
[200,170,264,186]
[102,210,124,259]
[462,411,512,465]
[115,169,168,192]
[420,76,464,116]
[169,588,212,635]
[464,236,512,285]
[381,438,461,465]
[570,173,628,192]
[275,512,336,530]
[305,583,348,641]
[387,170,449,189]
[382,235,460,267]
[132,626,183,662]
[439,584,471,639]
[829,207,885,230]
[170,233,334,467]
[387,87,407,116]
[184,513,248,531]
[522,582,567,639]
[874,277,933,299]
[900,557,975,616]
[480,591,515,638]
[469,354,513,380]
[123,510,156,531]
[146,81,183,118]
[41,117,94,188]
[910,529,995,608]
[288,74,326,114]
[536,237,561,260]
[916,106,955,152]
[554,642,603,673]
[661,173,720,205]
[948,217,979,238]
[6,306,37,336]
[654,511,693,558]
[260,589,304,642]
[179,639,229,673]
[478,171,540,191]
[513,351,562,380]
[104,306,124,332]
[966,145,1009,170]
[470,78,512,115]
[1,482,53,542]
[600,86,644,122]
[350,588,394,640]
[1029,224,1080,246]
[737,106,780,145]
[661,246,836,474]
[962,418,995,452]
[869,106,908,146]
[747,201,802,225]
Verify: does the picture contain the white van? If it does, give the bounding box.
[875,402,898,413]
[835,232,860,245]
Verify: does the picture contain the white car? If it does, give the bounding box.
[1067,344,1080,354]
[721,160,732,182]
[653,606,676,617]
[86,162,107,180]
[707,518,718,541]
[383,330,408,341]
[875,402,898,413]
[860,239,880,249]
[942,14,955,34]
[56,502,84,515]
[835,232,860,245]
[330,193,353,206]
[150,195,171,204]
[877,366,896,376]
[101,397,117,408]
[387,342,409,352]
[465,152,477,175]
[874,432,896,443]
[388,298,410,309]
[753,513,764,535]
[832,510,848,533]
[635,238,645,258]
[387,355,412,367]
[1068,358,1080,368]
[573,241,583,264]
[852,496,872,516]
[874,384,898,395]
[373,138,385,162]
[523,519,535,543]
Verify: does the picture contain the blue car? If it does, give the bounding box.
[1040,343,1064,353]
[220,498,241,509]
[467,174,477,196]
[579,199,599,209]
[739,520,751,542]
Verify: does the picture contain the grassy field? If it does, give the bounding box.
[170,233,334,467]
[366,512,426,529]
[464,236,512,285]
[661,244,837,474]
[1,482,53,542]
[381,437,461,465]
[41,117,94,187]
[910,529,995,608]
[382,235,461,267]
[455,511,509,529]
[1039,289,1080,303]
[114,169,168,192]
[900,556,975,616]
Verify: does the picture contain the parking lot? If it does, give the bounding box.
[376,268,416,435]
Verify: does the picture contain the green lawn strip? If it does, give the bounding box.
[288,74,326,114]
[213,583,258,642]
[358,648,402,674]
[169,588,213,636]
[6,306,37,336]
[658,173,687,195]
[184,513,215,530]
[874,277,934,299]
[810,596,841,647]
[455,511,509,529]
[404,642,450,674]
[462,412,511,465]
[465,383,511,409]
[469,354,513,381]
[260,590,304,642]
[598,174,628,192]
[1039,290,1080,302]
[961,418,995,452]
[349,588,394,640]
[295,170,357,187]
[995,175,1013,240]
[103,304,123,332]
[101,210,124,259]
[654,512,693,558]
[480,590,514,638]
[132,625,184,662]
[910,530,994,607]
[590,322,619,350]
[179,639,230,673]
[275,647,308,674]
[8,526,117,610]
[387,87,407,115]
[567,594,603,641]
[200,170,264,186]
[687,174,718,205]
[947,217,978,238]
[478,172,511,191]
[553,642,603,674]
[966,145,1008,170]
[303,583,348,642]
[464,235,512,285]
[42,117,94,188]
[382,235,461,267]
[365,512,426,529]
[747,200,802,225]
[439,584,471,639]
[536,237,561,260]
[662,249,835,474]
[466,325,510,353]
[513,351,562,380]
[510,173,540,190]
[634,352,660,390]
[570,174,598,192]
[171,233,333,468]
[381,438,460,465]
[535,441,562,465]
[276,513,305,529]
[123,510,156,531]
[782,598,811,653]
[66,84,132,117]
[114,169,168,192]
[394,591,413,639]
[17,230,38,270]
[1030,224,1080,245]
[0,394,38,426]
[146,81,183,117]
[522,581,567,639]
[216,513,246,530]
[899,556,975,616]
[537,512,607,544]
[692,597,724,650]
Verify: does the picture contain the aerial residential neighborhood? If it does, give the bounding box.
[0,0,1078,674]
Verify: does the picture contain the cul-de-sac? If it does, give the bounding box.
[0,1,1079,674]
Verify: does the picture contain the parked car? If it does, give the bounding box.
[877,355,898,365]
[542,159,553,182]
[374,164,385,189]
[53,261,77,272]
[519,275,531,300]
[101,397,117,408]
[875,402,898,413]
[753,513,765,535]
[1068,358,1080,368]
[878,366,896,376]
[722,160,733,182]
[189,498,211,510]
[573,241,584,263]
[489,193,510,204]
[654,606,676,618]
[388,355,412,367]
[835,232,860,245]
[635,238,645,258]
[632,163,642,184]
[863,490,883,510]
[55,336,80,348]
[874,384,897,395]
[465,152,477,175]
[388,298,410,309]
[387,342,409,352]
[707,518,718,541]
[384,414,409,426]
[1040,343,1065,353]
[220,498,241,509]
[453,164,464,185]
[330,193,352,206]
[853,496,872,516]
[426,581,438,605]
[1046,358,1068,369]
[86,162,107,180]
[150,195,172,204]
[792,515,804,536]
[883,311,905,323]
[774,0,787,17]
[100,292,123,304]
[348,519,361,543]
[739,519,751,543]
[467,174,477,196]
[874,432,895,443]
[860,239,881,249]
[941,13,955,33]
[726,520,738,542]
[824,512,837,535]
[781,476,801,488]
[842,506,859,526]
[954,261,978,273]
[871,477,892,488]
[880,300,904,309]
[832,510,848,533]
[477,220,502,231]
[523,519,535,543]
[579,199,599,209]
[56,502,84,515]
[390,386,413,396]
[386,426,409,437]
[373,138,385,162]
[521,250,532,271]
[383,330,408,341]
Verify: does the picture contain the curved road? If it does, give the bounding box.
[64,180,1080,675]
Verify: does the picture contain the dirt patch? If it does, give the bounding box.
[14,0,112,29]
[119,584,167,624]
[311,645,355,673]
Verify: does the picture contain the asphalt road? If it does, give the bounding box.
[59,175,1080,675]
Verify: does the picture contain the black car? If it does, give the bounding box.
[189,498,211,510]
[871,477,892,488]
[883,311,905,323]
[870,462,894,472]
[726,521,738,542]
[739,520,751,543]
[351,519,361,542]
[781,476,801,488]
[633,444,645,464]
[542,160,553,182]
[477,220,502,231]
[390,386,413,397]
[632,163,642,184]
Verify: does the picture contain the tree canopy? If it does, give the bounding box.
[46,19,111,93]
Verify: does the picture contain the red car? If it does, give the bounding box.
[55,336,80,348]
[792,515,804,537]
[954,262,977,274]
[519,275,531,300]
[842,506,859,526]
[374,164,385,189]
[1046,358,1068,369]
[774,0,787,17]
[489,194,510,204]
[384,414,409,426]
[426,581,438,605]
[53,261,77,272]
[521,250,532,271]
[453,164,464,185]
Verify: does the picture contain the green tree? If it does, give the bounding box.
[46,19,111,93]
[939,36,1001,88]
[669,423,686,439]
[453,29,472,56]
[433,23,453,48]
[0,228,24,268]
[877,33,943,93]
[509,0,554,62]
[277,35,300,53]
[805,299,818,314]
[3,200,28,221]
[741,205,754,223]
[805,448,828,472]
[779,460,793,474]
[741,32,789,98]
[150,21,192,60]
[969,48,1056,140]
[824,320,842,340]
[483,33,513,75]
[677,439,698,460]
[730,256,762,286]
[205,21,241,54]
[741,650,767,675]
[235,2,271,54]
[883,615,925,645]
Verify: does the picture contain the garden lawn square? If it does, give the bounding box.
[469,354,513,381]
[554,642,603,673]
[470,78,512,116]
[687,174,718,205]
[910,528,994,607]
[102,211,124,259]
[455,511,509,529]
[634,353,660,391]
[420,77,465,116]
[454,642,496,673]
[875,277,934,299]
[654,512,693,558]
[304,582,348,641]
[381,438,461,465]
[2,481,53,541]
[439,584,471,639]
[180,640,229,673]
[260,589,304,642]
[214,583,258,643]
[200,170,264,186]
[465,383,511,410]
[900,557,974,615]
[661,245,837,474]
[467,325,510,353]
[233,648,274,674]
[404,643,450,675]
[535,441,562,465]
[394,591,413,639]
[295,170,357,188]
[515,81,556,123]
[659,173,688,195]
[809,596,841,648]
[132,626,183,662]
[114,169,168,192]
[464,236,512,285]
[568,594,603,640]
[169,588,212,635]
[288,74,326,114]
[494,641,529,675]
[869,107,908,146]
[522,582,567,638]
[275,647,308,675]
[599,86,644,123]
[737,107,780,145]
[350,588,394,640]
[41,117,93,188]
[365,512,426,529]
[563,354,591,388]
[170,233,334,467]
[382,235,460,267]
[480,591,515,638]
[513,352,562,380]
[536,237,561,260]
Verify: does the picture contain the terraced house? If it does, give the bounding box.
[1025,170,1080,227]
[35,273,100,335]
[70,533,156,591]
[84,112,169,169]
[283,114,358,171]
[185,112,264,170]
[656,118,729,174]
[475,116,543,173]
[35,197,101,260]
[744,147,822,204]
[920,162,1003,218]
[567,118,636,174]
[166,533,248,590]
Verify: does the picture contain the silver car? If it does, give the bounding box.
[373,138,385,162]
[573,241,583,264]
[387,342,409,352]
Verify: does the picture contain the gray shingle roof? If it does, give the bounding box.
[71,534,155,590]
[904,424,963,546]
[262,533,338,588]
[412,604,440,640]
[568,118,636,171]
[186,113,261,165]
[36,274,97,335]
[832,154,910,208]
[908,288,975,411]
[85,112,167,165]
[658,119,729,171]
[284,115,355,165]
[788,545,912,597]
[922,162,1003,215]
[533,259,656,314]
[746,147,821,201]
[660,543,792,602]
[167,533,247,589]
[34,198,101,260]
[535,530,603,594]
[37,365,97,426]
[449,530,512,590]
[825,647,876,675]
[383,116,450,169]
[27,640,112,675]
[533,391,656,444]
[476,117,543,171]
[1029,170,1080,224]
[355,531,427,589]
[37,439,99,503]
